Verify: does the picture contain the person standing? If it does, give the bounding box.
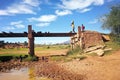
[82,24,85,32]
[71,20,75,33]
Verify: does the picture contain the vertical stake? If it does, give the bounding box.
[28,25,34,56]
[78,26,81,38]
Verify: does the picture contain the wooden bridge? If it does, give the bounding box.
[0,32,76,37]
[0,25,77,56]
[0,25,106,56]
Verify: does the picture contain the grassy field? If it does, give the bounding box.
[0,44,86,62]
[0,45,69,55]
[0,38,120,62]
[103,35,120,56]
[0,44,70,62]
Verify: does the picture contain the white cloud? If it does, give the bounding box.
[2,21,25,31]
[28,15,57,22]
[28,14,57,27]
[7,4,36,14]
[55,10,72,16]
[89,19,98,24]
[80,8,91,13]
[10,21,25,29]
[6,26,15,30]
[10,21,22,25]
[93,0,104,5]
[58,0,104,13]
[23,0,40,7]
[0,10,9,15]
[28,10,72,27]
[36,22,50,27]
[38,15,57,22]
[15,24,25,28]
[0,0,40,16]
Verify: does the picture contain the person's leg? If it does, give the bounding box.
[73,28,75,33]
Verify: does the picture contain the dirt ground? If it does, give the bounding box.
[59,49,120,80]
[0,49,120,80]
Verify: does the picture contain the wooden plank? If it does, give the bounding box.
[0,33,76,37]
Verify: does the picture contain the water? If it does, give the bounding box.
[0,67,51,80]
[0,67,29,80]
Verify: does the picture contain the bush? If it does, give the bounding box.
[24,55,38,61]
[67,45,83,55]
[0,56,13,62]
[110,34,120,44]
[0,54,38,62]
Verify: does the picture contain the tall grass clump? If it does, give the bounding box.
[23,55,38,61]
[104,34,120,55]
[0,54,27,62]
[110,34,120,44]
[106,34,120,50]
[0,53,38,62]
[67,45,83,55]
[66,45,86,61]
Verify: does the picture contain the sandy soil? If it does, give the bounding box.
[60,50,120,80]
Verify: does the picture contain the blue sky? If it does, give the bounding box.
[0,0,119,44]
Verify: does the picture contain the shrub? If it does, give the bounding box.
[67,45,83,55]
[0,56,13,62]
[110,34,120,44]
[24,55,38,61]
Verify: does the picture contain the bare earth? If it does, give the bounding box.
[60,50,120,80]
[0,49,120,80]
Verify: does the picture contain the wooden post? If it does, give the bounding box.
[77,26,83,49]
[78,26,81,38]
[71,37,74,50]
[28,25,34,56]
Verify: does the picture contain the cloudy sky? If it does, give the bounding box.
[0,0,119,44]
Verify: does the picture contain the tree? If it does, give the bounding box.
[24,41,28,46]
[0,41,4,48]
[102,4,120,34]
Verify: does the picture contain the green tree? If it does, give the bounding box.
[102,4,120,34]
[24,41,28,46]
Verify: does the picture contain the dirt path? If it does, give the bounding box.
[60,50,120,80]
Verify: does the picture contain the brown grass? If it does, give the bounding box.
[33,62,85,80]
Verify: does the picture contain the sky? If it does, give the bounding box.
[0,0,120,44]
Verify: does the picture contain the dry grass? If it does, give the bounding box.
[0,45,69,56]
[32,62,85,80]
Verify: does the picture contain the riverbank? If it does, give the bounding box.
[0,60,85,80]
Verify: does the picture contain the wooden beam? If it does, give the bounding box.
[0,33,76,37]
